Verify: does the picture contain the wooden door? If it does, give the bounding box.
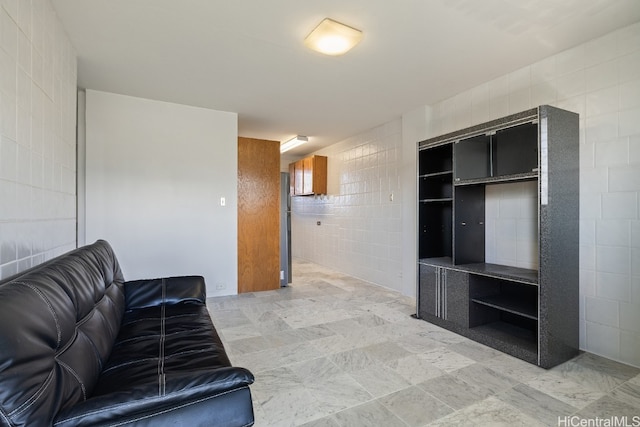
[237,137,280,293]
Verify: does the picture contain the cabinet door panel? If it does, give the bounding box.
[418,265,437,318]
[294,160,304,195]
[444,269,469,327]
[454,185,485,264]
[454,135,490,181]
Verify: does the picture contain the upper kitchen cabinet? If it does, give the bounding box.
[290,155,328,196]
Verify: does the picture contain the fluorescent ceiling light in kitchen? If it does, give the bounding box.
[280,135,308,153]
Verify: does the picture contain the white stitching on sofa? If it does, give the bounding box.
[56,360,87,401]
[100,357,158,374]
[9,370,54,417]
[113,326,211,346]
[101,346,225,375]
[14,282,61,348]
[0,407,11,425]
[120,312,199,326]
[52,383,252,425]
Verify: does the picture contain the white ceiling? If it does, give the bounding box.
[52,0,640,157]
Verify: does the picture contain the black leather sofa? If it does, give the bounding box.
[0,240,254,427]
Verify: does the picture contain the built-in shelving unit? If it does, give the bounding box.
[416,105,579,368]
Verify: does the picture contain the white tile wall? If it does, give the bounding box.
[485,181,539,270]
[0,0,77,280]
[427,22,640,367]
[291,120,403,291]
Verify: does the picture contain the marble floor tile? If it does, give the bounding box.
[228,335,277,355]
[305,373,373,414]
[481,353,547,383]
[309,335,360,355]
[417,346,476,373]
[290,357,343,383]
[348,363,411,398]
[332,401,407,427]
[525,371,606,409]
[609,381,640,408]
[292,324,336,342]
[350,313,389,328]
[298,416,340,427]
[258,386,330,427]
[427,396,546,427]
[220,322,263,342]
[419,372,500,410]
[451,363,519,396]
[573,352,640,381]
[323,318,363,336]
[447,340,504,362]
[385,354,445,385]
[208,308,252,328]
[576,395,640,420]
[418,327,469,345]
[328,348,378,373]
[336,325,389,348]
[392,332,441,354]
[551,359,626,393]
[361,341,411,363]
[379,385,454,426]
[261,330,306,348]
[496,383,578,426]
[251,367,304,404]
[359,302,414,323]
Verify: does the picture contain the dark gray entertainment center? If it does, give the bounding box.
[416,105,579,368]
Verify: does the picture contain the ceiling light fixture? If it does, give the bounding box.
[304,18,363,56]
[280,135,308,153]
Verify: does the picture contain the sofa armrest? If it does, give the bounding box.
[53,367,254,427]
[124,276,206,310]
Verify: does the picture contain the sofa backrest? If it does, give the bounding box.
[0,240,125,426]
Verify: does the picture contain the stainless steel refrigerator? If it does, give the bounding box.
[280,172,292,286]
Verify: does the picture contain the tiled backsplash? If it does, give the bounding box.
[0,0,77,280]
[291,120,403,290]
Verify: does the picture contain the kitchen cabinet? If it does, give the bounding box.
[289,155,327,196]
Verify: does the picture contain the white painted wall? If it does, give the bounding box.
[0,0,77,280]
[84,90,238,296]
[293,22,640,367]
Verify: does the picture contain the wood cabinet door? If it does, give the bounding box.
[302,156,313,194]
[294,159,304,195]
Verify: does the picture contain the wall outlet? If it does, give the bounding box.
[280,270,284,280]
[215,283,225,290]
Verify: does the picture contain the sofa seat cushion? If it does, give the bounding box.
[95,303,243,395]
[53,302,254,426]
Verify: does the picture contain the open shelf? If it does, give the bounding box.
[471,295,537,320]
[420,173,453,200]
[470,321,538,361]
[458,263,538,285]
[419,143,452,175]
[454,171,538,186]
